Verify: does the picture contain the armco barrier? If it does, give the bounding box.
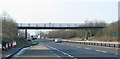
[62,40,120,48]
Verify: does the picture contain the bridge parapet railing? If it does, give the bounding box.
[18,23,105,27]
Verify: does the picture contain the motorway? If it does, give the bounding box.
[11,40,119,59]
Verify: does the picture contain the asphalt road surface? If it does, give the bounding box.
[11,40,119,59]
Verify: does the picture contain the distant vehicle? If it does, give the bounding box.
[55,38,62,43]
[27,37,32,41]
[37,35,41,39]
[31,35,37,40]
[41,37,45,39]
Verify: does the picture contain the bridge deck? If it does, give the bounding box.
[17,23,105,29]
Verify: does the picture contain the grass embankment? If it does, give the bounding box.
[16,39,38,48]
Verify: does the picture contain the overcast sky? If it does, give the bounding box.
[0,0,119,23]
[0,0,119,35]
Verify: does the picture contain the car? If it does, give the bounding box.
[55,38,62,43]
[27,37,32,41]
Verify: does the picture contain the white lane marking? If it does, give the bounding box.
[76,46,81,48]
[39,43,61,58]
[95,50,108,53]
[74,58,77,59]
[6,54,11,57]
[84,48,92,50]
[47,45,63,58]
[60,44,64,45]
[115,48,120,49]
[46,45,74,58]
[50,50,61,58]
[95,50,101,52]
[100,51,108,53]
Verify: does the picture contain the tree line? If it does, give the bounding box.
[37,20,119,41]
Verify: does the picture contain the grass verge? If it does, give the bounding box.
[16,39,38,48]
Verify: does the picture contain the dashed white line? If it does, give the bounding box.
[95,50,101,52]
[60,44,65,45]
[84,48,92,50]
[76,46,108,54]
[115,48,119,49]
[76,46,81,48]
[100,51,108,53]
[50,50,60,58]
[57,43,110,55]
[46,45,74,58]
[95,50,108,53]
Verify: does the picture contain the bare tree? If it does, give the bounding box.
[1,12,18,42]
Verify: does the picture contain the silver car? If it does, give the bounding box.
[55,38,62,43]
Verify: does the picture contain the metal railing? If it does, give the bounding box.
[17,23,105,27]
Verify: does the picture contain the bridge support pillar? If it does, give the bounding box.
[84,29,92,41]
[84,29,89,40]
[25,29,27,39]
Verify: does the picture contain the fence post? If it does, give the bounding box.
[101,43,102,46]
[104,44,106,47]
[113,44,115,47]
[119,44,120,48]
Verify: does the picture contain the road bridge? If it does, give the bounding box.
[18,23,105,29]
[17,23,105,39]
